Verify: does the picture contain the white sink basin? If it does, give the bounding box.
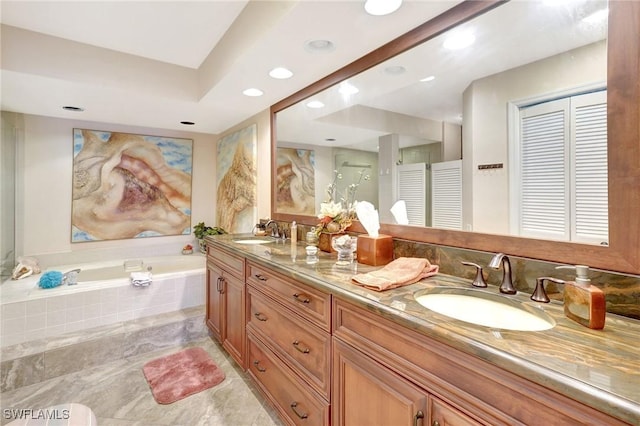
[414,287,555,331]
[232,237,274,245]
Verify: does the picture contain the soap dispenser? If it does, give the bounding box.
[556,265,605,330]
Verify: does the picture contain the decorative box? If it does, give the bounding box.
[356,234,393,266]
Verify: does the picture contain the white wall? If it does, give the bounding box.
[15,114,217,266]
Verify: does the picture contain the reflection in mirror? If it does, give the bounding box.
[275,0,608,245]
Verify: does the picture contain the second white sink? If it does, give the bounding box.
[232,237,274,245]
[414,287,555,331]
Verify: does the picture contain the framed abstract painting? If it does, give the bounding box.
[71,129,193,242]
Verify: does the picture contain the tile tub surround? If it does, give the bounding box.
[0,256,206,348]
[1,307,207,393]
[0,337,283,426]
[208,234,640,425]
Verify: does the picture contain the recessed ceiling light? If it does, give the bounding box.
[180,121,195,126]
[443,30,476,50]
[364,0,402,16]
[338,82,359,95]
[420,75,436,82]
[243,88,264,97]
[304,39,335,53]
[306,100,325,109]
[269,67,293,79]
[62,106,84,112]
[384,65,406,76]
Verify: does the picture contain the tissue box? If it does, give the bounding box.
[357,234,393,266]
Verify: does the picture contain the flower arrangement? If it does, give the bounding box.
[316,168,370,235]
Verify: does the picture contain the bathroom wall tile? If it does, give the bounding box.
[23,329,48,344]
[66,306,85,323]
[46,296,67,312]
[44,324,65,338]
[65,292,86,307]
[0,353,44,392]
[24,313,47,332]
[83,317,104,330]
[100,287,119,302]
[25,299,46,315]
[117,311,134,322]
[83,290,102,306]
[65,320,86,334]
[2,316,26,337]
[46,310,66,327]
[1,302,26,320]
[84,303,101,320]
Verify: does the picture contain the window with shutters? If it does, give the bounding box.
[511,90,608,245]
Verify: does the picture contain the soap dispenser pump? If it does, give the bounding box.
[556,265,605,329]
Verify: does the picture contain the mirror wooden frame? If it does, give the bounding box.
[270,0,639,275]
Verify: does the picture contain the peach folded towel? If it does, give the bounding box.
[352,257,439,291]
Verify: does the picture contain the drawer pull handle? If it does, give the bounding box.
[293,293,311,304]
[290,402,308,419]
[431,420,438,426]
[254,274,268,281]
[253,360,266,373]
[414,411,424,426]
[254,312,268,322]
[292,340,310,354]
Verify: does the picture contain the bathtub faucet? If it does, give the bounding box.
[63,269,81,285]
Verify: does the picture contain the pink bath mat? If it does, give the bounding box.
[142,347,225,404]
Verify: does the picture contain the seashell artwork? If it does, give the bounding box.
[11,256,41,280]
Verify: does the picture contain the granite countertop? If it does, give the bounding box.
[208,234,640,425]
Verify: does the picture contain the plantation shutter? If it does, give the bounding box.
[517,90,608,244]
[432,160,462,230]
[571,91,608,245]
[519,99,570,240]
[397,163,426,226]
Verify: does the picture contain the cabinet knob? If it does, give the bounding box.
[293,293,311,304]
[253,360,266,373]
[431,421,439,426]
[292,340,311,354]
[290,402,308,419]
[254,312,268,322]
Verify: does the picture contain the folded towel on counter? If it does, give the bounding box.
[352,257,439,291]
[131,271,153,287]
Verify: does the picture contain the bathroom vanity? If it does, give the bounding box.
[205,235,639,426]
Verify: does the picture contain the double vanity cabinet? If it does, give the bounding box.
[205,236,638,426]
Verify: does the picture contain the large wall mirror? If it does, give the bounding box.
[271,0,639,275]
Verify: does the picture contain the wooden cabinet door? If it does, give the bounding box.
[206,261,224,342]
[333,339,428,426]
[222,272,245,368]
[430,396,482,426]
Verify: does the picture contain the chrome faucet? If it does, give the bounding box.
[488,253,517,294]
[265,220,280,239]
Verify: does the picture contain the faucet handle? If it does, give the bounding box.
[461,261,487,288]
[531,276,565,303]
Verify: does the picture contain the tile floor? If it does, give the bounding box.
[1,337,283,426]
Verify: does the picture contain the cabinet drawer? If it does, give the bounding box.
[207,245,244,279]
[247,261,331,331]
[248,332,330,426]
[248,287,331,399]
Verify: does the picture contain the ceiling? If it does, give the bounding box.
[0,0,461,135]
